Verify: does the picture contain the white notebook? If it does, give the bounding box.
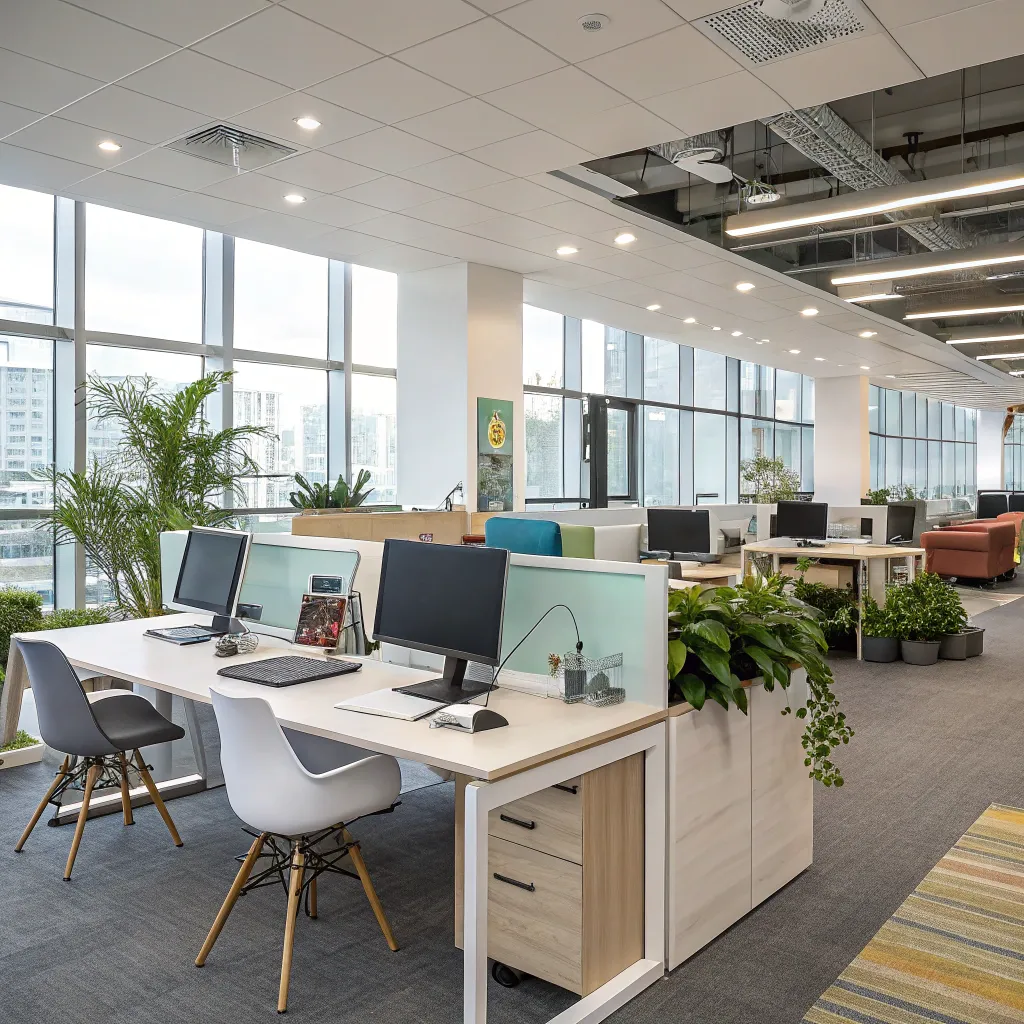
[335,687,444,722]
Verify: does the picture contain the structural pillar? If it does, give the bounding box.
[397,263,524,512]
[813,375,871,506]
[976,409,1005,490]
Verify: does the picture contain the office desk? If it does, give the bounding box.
[1,615,667,1024]
[742,541,925,658]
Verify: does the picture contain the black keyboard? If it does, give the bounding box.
[217,655,361,687]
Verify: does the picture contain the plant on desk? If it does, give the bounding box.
[864,485,917,505]
[667,576,852,787]
[289,468,374,510]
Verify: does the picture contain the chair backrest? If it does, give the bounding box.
[485,517,562,556]
[16,638,117,756]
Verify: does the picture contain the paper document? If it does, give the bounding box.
[335,687,444,721]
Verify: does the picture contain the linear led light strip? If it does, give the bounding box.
[833,251,1024,286]
[946,333,1024,345]
[905,302,1024,320]
[725,173,1024,238]
[976,352,1024,360]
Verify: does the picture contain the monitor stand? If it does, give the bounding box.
[205,614,248,635]
[395,656,497,705]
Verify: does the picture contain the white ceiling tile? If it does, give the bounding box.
[864,0,993,30]
[155,191,263,226]
[399,154,512,192]
[59,87,209,145]
[119,51,290,119]
[69,171,186,208]
[526,264,619,289]
[0,102,44,138]
[2,0,176,81]
[285,194,383,227]
[259,151,382,192]
[528,200,632,233]
[517,231,611,257]
[0,50,102,117]
[643,244,721,271]
[462,214,552,243]
[583,227,675,254]
[465,0,525,11]
[194,6,379,90]
[687,264,778,290]
[65,0,272,46]
[356,244,460,273]
[284,0,483,54]
[482,66,624,133]
[643,70,788,135]
[337,175,447,210]
[396,98,533,152]
[324,127,453,173]
[0,144,97,192]
[309,59,467,125]
[587,278,661,303]
[578,24,740,102]
[497,0,683,63]
[231,93,382,150]
[660,0,734,18]
[891,1,1024,77]
[397,18,564,94]
[229,210,338,247]
[318,226,396,257]
[753,33,923,109]
[353,212,442,243]
[460,177,566,213]
[575,251,667,279]
[466,131,593,177]
[554,102,679,155]
[5,116,149,169]
[115,148,237,190]
[405,195,498,226]
[202,171,327,211]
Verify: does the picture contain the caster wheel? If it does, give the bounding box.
[492,962,521,988]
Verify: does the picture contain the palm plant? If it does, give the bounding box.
[289,469,374,509]
[41,372,271,619]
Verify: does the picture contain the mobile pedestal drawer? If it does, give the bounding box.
[455,752,644,996]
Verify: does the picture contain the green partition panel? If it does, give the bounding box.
[160,533,361,631]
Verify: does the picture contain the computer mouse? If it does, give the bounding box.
[429,706,509,732]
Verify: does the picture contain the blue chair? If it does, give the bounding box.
[484,518,562,556]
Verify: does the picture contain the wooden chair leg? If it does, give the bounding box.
[309,874,318,920]
[132,749,182,847]
[64,764,100,880]
[15,755,69,852]
[196,833,267,967]
[278,845,306,1014]
[343,828,399,952]
[118,752,134,826]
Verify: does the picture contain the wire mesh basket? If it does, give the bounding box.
[559,652,624,706]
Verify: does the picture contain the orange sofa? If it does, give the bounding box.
[921,519,1017,583]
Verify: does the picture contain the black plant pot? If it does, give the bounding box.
[900,639,940,666]
[862,635,899,663]
[939,632,968,660]
[965,626,985,657]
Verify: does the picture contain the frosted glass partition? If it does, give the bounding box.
[160,532,362,631]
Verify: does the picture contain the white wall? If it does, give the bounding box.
[814,375,870,506]
[977,409,1005,490]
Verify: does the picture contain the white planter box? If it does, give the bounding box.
[0,739,44,769]
[667,671,813,970]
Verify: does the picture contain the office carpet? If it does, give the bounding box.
[3,591,1024,1024]
[803,804,1024,1024]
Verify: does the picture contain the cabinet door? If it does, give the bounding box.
[667,703,752,969]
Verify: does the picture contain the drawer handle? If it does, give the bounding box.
[494,873,535,893]
[499,813,536,830]
[553,783,579,795]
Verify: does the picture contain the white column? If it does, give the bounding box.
[977,409,1005,490]
[813,375,871,506]
[397,263,524,511]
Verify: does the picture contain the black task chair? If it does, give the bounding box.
[13,637,185,879]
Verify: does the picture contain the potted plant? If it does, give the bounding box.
[887,574,950,665]
[964,622,985,657]
[860,595,899,662]
[788,558,857,651]
[288,468,374,510]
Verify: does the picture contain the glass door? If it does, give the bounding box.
[584,396,637,507]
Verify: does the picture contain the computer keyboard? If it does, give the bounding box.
[156,625,219,639]
[217,655,361,687]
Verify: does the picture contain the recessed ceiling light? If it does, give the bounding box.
[283,193,306,204]
[556,245,578,256]
[885,374,896,379]
[683,317,696,324]
[905,302,1024,320]
[712,326,721,331]
[98,140,121,152]
[860,365,871,370]
[755,341,764,345]
[614,232,636,245]
[735,282,755,292]
[760,339,770,343]
[788,349,801,354]
[294,116,321,130]
[859,330,877,338]
[814,357,825,361]
[731,330,743,337]
[801,307,819,317]
[646,303,661,311]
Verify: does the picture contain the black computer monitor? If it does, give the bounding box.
[977,492,1009,518]
[1009,492,1024,514]
[173,526,252,632]
[646,509,716,562]
[374,539,510,705]
[886,504,917,544]
[775,500,829,541]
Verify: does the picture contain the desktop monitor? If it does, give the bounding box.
[977,492,1009,519]
[374,539,510,705]
[775,500,829,541]
[1010,492,1024,514]
[886,504,917,544]
[646,509,716,562]
[173,526,252,632]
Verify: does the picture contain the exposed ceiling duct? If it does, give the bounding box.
[759,104,971,252]
[650,133,734,185]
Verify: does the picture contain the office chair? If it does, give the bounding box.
[13,637,185,879]
[198,686,402,1014]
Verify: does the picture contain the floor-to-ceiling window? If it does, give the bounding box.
[0,183,399,607]
[869,385,977,501]
[523,305,815,507]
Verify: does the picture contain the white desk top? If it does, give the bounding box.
[21,615,664,782]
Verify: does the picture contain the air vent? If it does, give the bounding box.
[698,0,870,66]
[168,125,296,171]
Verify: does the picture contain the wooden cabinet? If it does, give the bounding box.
[455,754,644,996]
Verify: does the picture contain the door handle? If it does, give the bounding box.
[493,873,535,892]
[499,813,536,830]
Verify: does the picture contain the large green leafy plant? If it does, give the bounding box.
[667,576,852,787]
[41,372,270,620]
[740,455,799,503]
[289,469,374,509]
[887,573,967,641]
[788,557,857,648]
